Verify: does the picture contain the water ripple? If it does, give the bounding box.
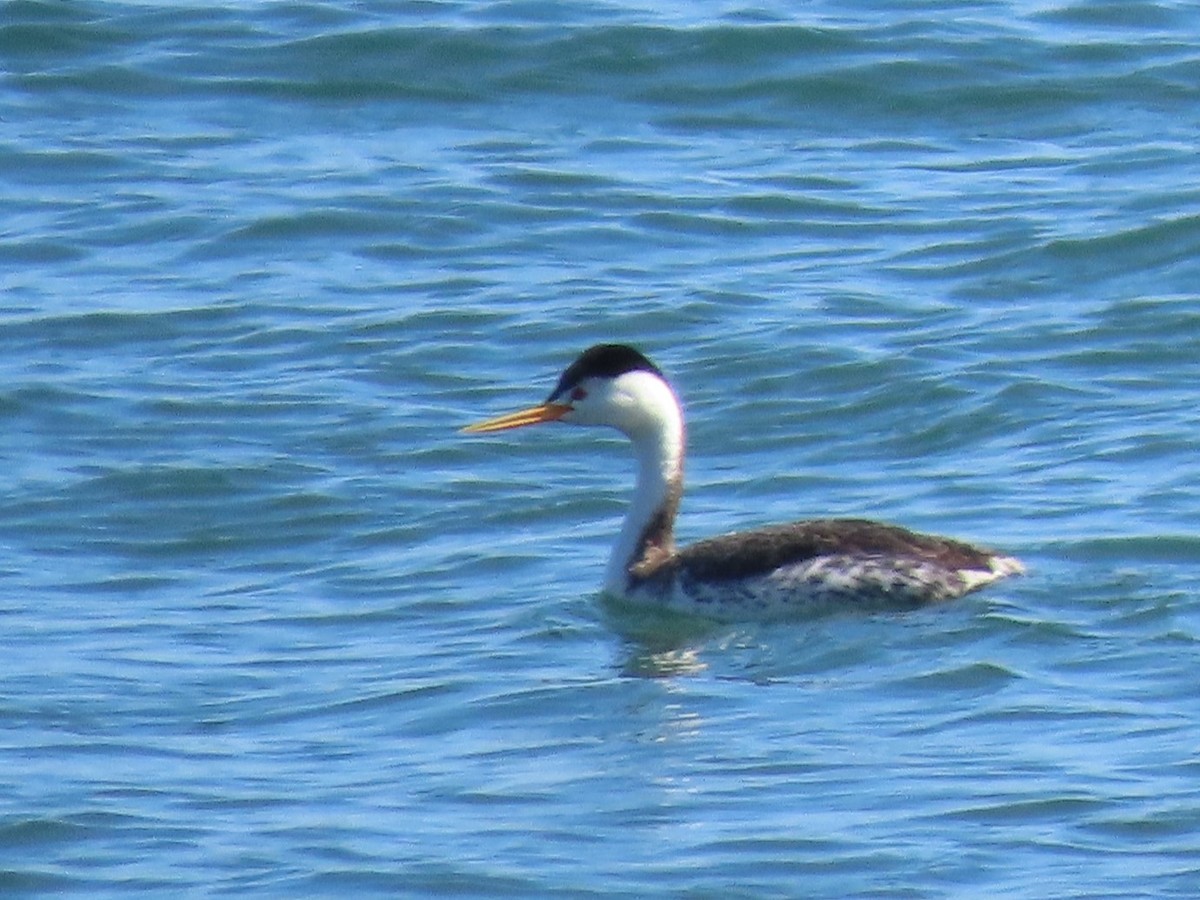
[3,0,1200,895]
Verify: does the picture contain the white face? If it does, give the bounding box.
[555,370,680,438]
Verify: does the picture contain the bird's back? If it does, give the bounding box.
[626,518,1023,620]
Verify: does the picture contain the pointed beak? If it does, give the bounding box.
[460,403,572,434]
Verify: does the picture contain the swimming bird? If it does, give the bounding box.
[463,344,1023,621]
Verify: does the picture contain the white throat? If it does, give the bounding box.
[599,376,685,595]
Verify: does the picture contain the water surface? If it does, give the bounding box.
[3,0,1199,895]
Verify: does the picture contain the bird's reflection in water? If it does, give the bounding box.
[601,593,720,678]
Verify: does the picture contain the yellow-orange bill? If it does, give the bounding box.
[460,403,571,434]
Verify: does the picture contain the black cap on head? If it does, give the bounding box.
[546,344,664,402]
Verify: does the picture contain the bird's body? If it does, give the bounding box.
[623,519,1024,620]
[463,344,1022,622]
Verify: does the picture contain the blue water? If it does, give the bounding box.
[4,0,1200,895]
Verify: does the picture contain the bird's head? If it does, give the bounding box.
[462,344,678,440]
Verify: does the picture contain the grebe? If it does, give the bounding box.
[463,344,1023,621]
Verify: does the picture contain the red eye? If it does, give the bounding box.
[570,387,588,401]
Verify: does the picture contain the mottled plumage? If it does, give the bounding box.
[629,519,1023,621]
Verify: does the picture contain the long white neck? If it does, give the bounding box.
[602,389,685,595]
